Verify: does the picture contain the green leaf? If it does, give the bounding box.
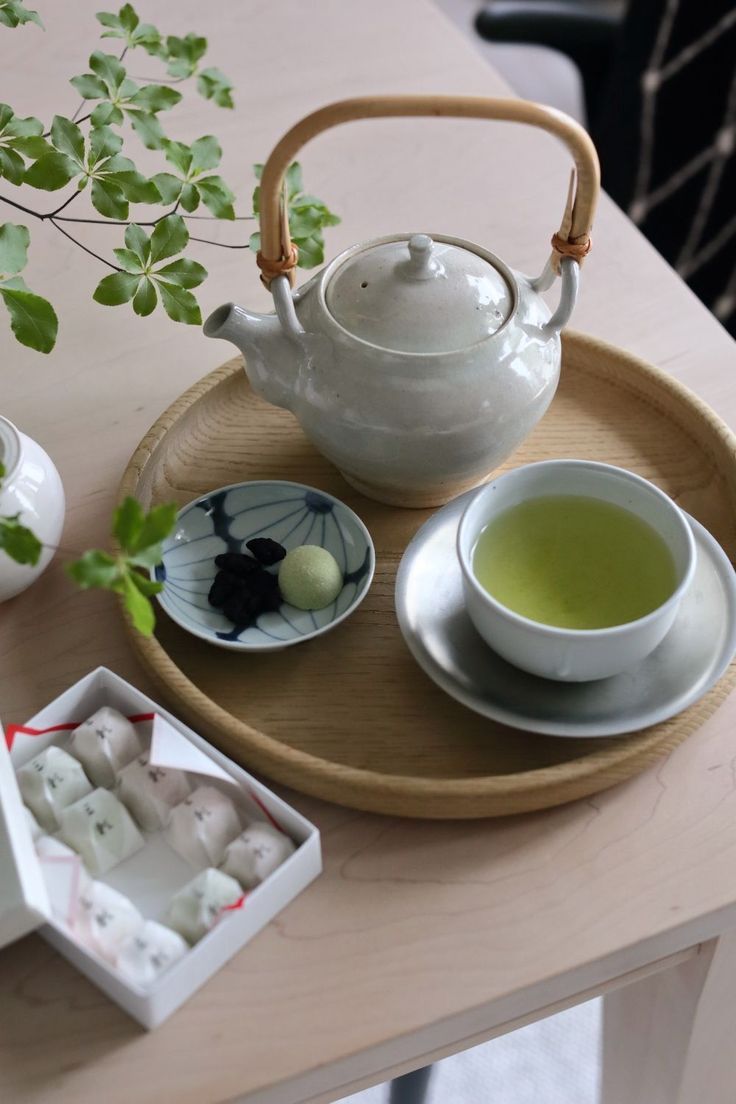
[69,73,108,100]
[95,5,144,42]
[285,161,303,200]
[156,280,201,324]
[124,222,150,264]
[132,22,162,54]
[0,515,42,565]
[0,147,26,185]
[132,501,177,552]
[128,110,166,150]
[0,223,29,275]
[89,50,127,94]
[6,135,50,158]
[163,140,192,175]
[154,258,206,289]
[127,85,182,113]
[290,193,340,226]
[98,151,135,174]
[121,568,155,634]
[113,496,144,551]
[0,274,29,291]
[91,176,128,219]
[179,182,199,212]
[293,234,324,269]
[197,67,234,109]
[112,247,144,273]
[149,213,187,263]
[190,135,221,173]
[88,124,122,165]
[105,169,160,203]
[127,547,164,570]
[0,285,58,352]
[66,548,120,588]
[289,205,326,239]
[50,116,85,165]
[162,32,207,79]
[196,175,235,219]
[0,109,47,170]
[128,571,162,596]
[24,151,79,190]
[3,112,43,138]
[0,0,43,28]
[150,172,181,205]
[93,271,140,305]
[90,101,122,127]
[0,461,5,478]
[132,276,156,316]
[118,3,138,33]
[248,230,260,253]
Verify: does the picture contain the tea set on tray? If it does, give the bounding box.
[154,95,736,740]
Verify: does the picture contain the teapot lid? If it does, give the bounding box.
[324,234,514,354]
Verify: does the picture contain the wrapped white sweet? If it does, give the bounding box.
[74,880,143,964]
[116,752,191,831]
[68,706,143,788]
[58,788,145,875]
[164,868,243,944]
[116,920,188,986]
[35,835,92,928]
[220,822,296,889]
[164,786,241,869]
[24,804,44,841]
[16,745,93,831]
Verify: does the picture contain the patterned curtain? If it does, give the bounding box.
[594,0,736,337]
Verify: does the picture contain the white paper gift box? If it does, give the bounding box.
[0,667,321,1029]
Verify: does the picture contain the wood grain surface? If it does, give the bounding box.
[2,1,736,1102]
[120,333,736,818]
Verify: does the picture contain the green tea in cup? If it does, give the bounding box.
[472,494,678,630]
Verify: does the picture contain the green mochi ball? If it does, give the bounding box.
[279,545,343,610]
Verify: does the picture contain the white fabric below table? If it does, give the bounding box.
[341,998,601,1103]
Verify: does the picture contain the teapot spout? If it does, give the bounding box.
[203,302,297,410]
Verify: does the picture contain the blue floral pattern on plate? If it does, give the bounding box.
[153,481,375,651]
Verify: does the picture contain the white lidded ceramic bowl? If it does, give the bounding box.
[153,481,375,652]
[457,460,696,682]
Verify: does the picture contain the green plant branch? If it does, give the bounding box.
[177,212,255,221]
[0,193,257,262]
[187,235,250,248]
[0,193,39,218]
[70,99,87,124]
[57,212,255,223]
[127,72,187,84]
[51,218,121,270]
[47,188,82,217]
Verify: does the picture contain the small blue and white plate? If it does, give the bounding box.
[153,481,375,651]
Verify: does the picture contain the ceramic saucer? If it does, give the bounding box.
[395,491,736,737]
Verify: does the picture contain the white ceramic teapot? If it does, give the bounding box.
[205,96,599,507]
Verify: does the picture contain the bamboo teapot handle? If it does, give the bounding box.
[255,94,600,289]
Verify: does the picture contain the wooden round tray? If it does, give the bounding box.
[120,332,736,818]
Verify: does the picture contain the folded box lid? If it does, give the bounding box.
[0,719,51,948]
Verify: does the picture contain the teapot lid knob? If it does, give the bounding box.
[405,234,439,280]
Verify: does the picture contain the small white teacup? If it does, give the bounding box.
[456,460,696,682]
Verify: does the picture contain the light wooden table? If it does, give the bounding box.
[2,2,736,1102]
